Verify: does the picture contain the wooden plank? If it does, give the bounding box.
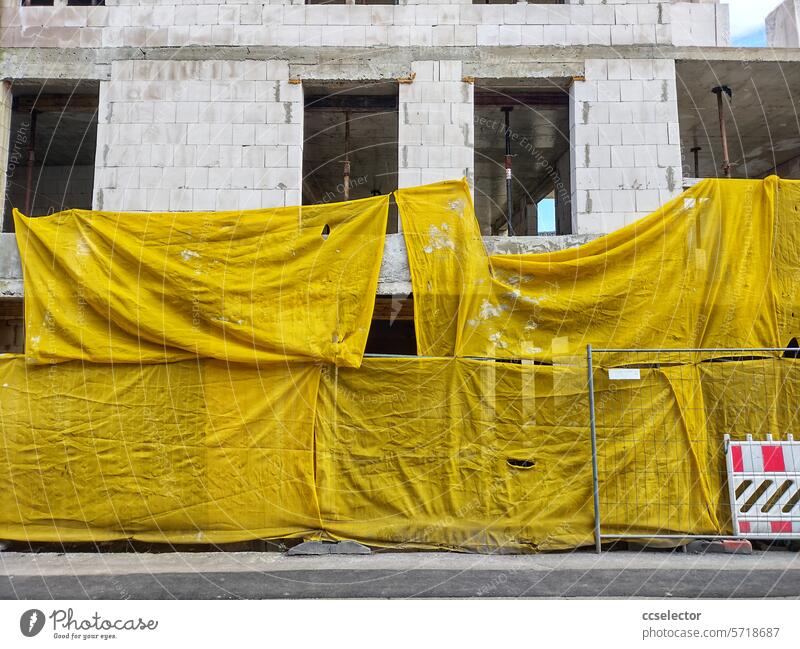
[372,296,414,321]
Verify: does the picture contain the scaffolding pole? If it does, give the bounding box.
[502,107,515,236]
[712,85,733,178]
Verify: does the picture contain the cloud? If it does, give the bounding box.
[722,0,785,37]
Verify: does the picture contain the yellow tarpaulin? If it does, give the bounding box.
[0,354,754,549]
[396,177,796,364]
[0,356,322,543]
[5,178,800,550]
[13,196,388,367]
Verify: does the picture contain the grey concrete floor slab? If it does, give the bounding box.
[1,550,799,599]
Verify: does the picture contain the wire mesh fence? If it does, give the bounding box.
[587,346,800,553]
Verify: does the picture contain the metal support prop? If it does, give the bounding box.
[711,86,732,178]
[690,146,701,179]
[24,110,37,216]
[501,107,515,236]
[343,110,351,201]
[587,344,602,554]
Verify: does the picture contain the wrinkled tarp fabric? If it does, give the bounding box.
[0,357,323,543]
[2,354,782,549]
[396,178,796,365]
[6,178,800,550]
[13,196,388,367]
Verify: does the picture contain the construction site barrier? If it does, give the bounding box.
[587,346,800,553]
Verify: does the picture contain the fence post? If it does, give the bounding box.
[587,344,602,554]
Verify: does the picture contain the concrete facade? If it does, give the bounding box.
[768,0,800,48]
[0,0,736,237]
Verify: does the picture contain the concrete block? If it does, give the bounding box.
[607,60,631,81]
[687,539,753,555]
[287,541,371,556]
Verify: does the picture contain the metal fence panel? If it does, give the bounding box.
[587,347,800,552]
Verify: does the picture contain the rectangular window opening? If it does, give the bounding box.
[305,0,396,5]
[3,81,99,232]
[677,60,800,183]
[474,80,572,235]
[365,295,416,356]
[302,80,399,232]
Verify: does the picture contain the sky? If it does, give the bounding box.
[723,0,784,47]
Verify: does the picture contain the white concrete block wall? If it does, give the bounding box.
[398,60,473,187]
[671,2,730,46]
[570,58,682,234]
[767,0,800,48]
[0,2,710,49]
[94,60,303,211]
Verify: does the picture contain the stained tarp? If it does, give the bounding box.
[0,356,322,543]
[0,354,750,549]
[5,178,800,550]
[396,177,798,365]
[13,196,388,367]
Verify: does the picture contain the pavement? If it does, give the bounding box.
[1,549,799,599]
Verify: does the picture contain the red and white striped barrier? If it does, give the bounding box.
[724,434,800,539]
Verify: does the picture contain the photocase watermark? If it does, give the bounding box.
[6,119,30,183]
[19,607,159,641]
[20,609,45,637]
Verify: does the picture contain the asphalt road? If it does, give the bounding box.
[2,551,799,599]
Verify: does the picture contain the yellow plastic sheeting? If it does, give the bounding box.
[394,180,485,357]
[593,365,723,538]
[0,356,321,543]
[13,196,388,367]
[315,357,724,550]
[698,357,800,533]
[397,178,789,364]
[0,354,732,549]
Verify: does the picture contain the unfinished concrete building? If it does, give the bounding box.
[1,0,799,352]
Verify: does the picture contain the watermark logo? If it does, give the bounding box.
[20,609,45,637]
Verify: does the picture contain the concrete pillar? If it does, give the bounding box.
[398,60,473,188]
[570,58,682,234]
[94,59,303,212]
[767,0,800,48]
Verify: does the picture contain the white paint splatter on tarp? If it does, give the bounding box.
[448,199,465,217]
[479,299,502,319]
[423,223,456,254]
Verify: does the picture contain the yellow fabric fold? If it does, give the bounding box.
[397,177,790,365]
[13,196,389,367]
[0,356,322,543]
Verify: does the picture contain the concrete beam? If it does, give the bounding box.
[5,46,800,88]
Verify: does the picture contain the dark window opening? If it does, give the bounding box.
[303,80,399,232]
[365,296,416,356]
[305,0,396,5]
[0,300,24,355]
[677,60,800,183]
[472,0,563,5]
[21,1,105,6]
[474,80,572,235]
[3,83,98,232]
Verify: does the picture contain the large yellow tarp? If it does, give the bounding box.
[0,354,758,550]
[0,356,322,543]
[396,178,795,365]
[5,178,800,550]
[13,196,388,367]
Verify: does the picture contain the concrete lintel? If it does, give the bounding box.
[3,46,800,85]
[0,49,106,84]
